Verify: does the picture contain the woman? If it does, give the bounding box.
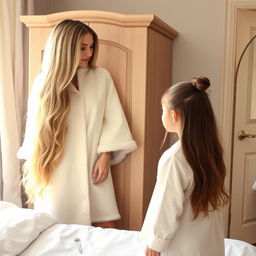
[18,19,137,228]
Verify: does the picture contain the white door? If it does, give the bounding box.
[230,9,256,243]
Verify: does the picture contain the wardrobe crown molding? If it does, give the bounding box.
[20,10,178,39]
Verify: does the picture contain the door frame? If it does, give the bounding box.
[221,0,256,236]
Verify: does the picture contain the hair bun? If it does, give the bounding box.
[192,77,210,91]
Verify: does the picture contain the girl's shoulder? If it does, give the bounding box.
[161,140,182,161]
[158,140,194,184]
[160,140,191,172]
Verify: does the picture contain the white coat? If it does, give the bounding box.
[140,141,225,256]
[18,67,137,225]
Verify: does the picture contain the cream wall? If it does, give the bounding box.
[34,0,226,121]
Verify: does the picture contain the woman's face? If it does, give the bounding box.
[79,33,94,68]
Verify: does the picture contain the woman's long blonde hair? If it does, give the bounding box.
[23,20,98,202]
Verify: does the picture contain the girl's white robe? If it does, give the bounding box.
[18,67,137,225]
[140,141,225,256]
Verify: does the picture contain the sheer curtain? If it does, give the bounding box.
[0,0,33,206]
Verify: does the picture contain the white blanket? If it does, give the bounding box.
[19,224,145,256]
[0,201,255,256]
[19,225,256,256]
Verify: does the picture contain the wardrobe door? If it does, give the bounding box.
[89,22,148,229]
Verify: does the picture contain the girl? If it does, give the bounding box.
[140,77,229,255]
[18,20,137,228]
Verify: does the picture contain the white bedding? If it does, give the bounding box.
[19,224,145,256]
[0,201,255,256]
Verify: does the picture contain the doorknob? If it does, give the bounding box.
[238,130,256,140]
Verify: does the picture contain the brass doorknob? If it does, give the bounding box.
[238,130,256,140]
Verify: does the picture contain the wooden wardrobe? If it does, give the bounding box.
[21,10,178,230]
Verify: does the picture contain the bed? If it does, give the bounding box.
[0,201,255,256]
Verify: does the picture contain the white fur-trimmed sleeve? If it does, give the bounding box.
[97,71,137,165]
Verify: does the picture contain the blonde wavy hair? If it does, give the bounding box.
[23,19,98,202]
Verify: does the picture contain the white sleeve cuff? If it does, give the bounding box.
[97,140,137,165]
[140,232,170,252]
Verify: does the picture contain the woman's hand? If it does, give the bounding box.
[145,246,161,256]
[92,152,111,185]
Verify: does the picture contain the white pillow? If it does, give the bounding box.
[0,200,57,255]
[225,238,256,256]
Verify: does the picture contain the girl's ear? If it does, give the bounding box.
[171,110,179,122]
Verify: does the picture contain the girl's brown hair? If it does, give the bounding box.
[163,77,229,219]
